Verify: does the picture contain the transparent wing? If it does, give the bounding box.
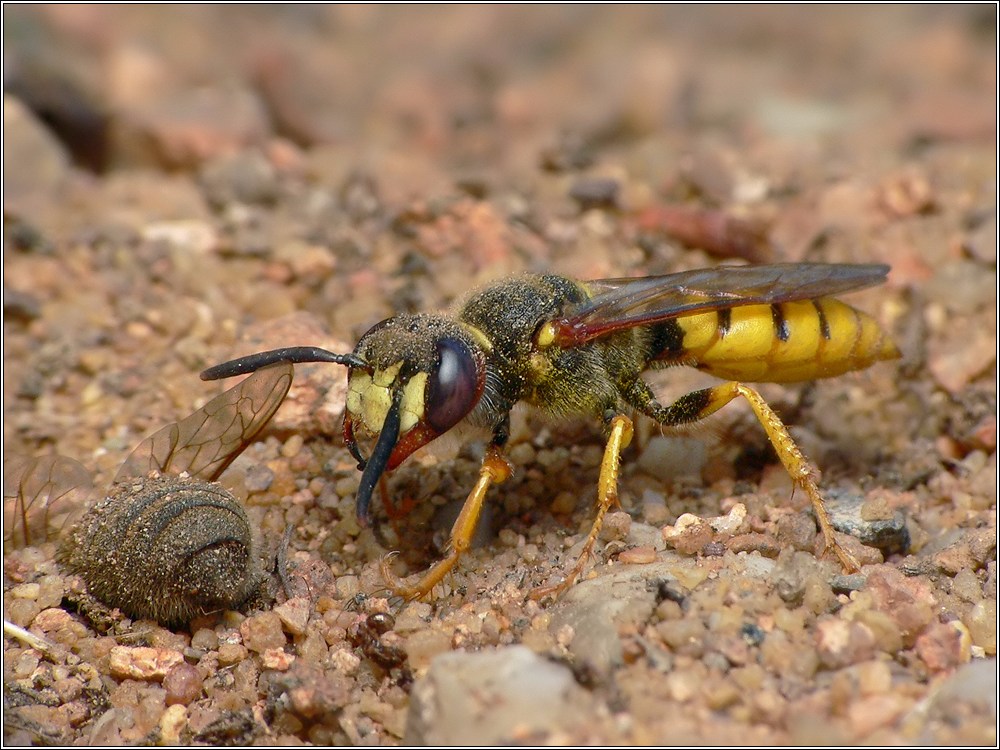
[114,362,293,484]
[550,263,890,346]
[3,454,93,548]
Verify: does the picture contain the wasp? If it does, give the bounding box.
[201,263,899,600]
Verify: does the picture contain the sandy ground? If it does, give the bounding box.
[3,5,996,745]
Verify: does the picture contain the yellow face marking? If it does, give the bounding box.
[348,362,405,434]
[373,362,402,388]
[346,371,371,416]
[361,384,393,433]
[348,364,428,435]
[400,372,427,433]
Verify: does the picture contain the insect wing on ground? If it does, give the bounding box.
[113,361,293,484]
[6,363,292,548]
[3,454,93,549]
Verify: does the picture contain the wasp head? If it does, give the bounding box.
[345,314,486,526]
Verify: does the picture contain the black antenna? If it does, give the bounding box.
[201,346,370,380]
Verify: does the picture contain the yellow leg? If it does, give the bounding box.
[382,446,512,599]
[666,382,861,572]
[530,414,634,601]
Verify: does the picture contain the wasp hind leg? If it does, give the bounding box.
[530,412,634,601]
[382,444,512,600]
[627,379,861,573]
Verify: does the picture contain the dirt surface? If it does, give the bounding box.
[3,5,996,746]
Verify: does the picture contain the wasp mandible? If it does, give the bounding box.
[201,263,900,600]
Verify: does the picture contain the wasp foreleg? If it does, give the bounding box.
[383,445,512,599]
[627,379,861,572]
[530,413,634,601]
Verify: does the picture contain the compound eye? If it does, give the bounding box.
[426,338,481,433]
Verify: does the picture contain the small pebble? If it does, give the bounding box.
[13,650,41,678]
[329,647,361,676]
[657,618,707,657]
[164,662,202,706]
[550,491,579,515]
[662,513,714,555]
[965,600,996,654]
[665,670,699,702]
[10,582,41,599]
[600,511,631,542]
[709,503,747,536]
[855,659,893,696]
[158,704,188,745]
[854,608,904,654]
[922,657,998,730]
[846,693,908,739]
[638,436,707,482]
[814,618,877,669]
[261,648,296,671]
[403,629,452,672]
[568,177,620,210]
[274,597,311,636]
[950,568,983,603]
[727,532,781,558]
[915,620,971,672]
[109,646,184,680]
[830,574,867,594]
[281,434,304,459]
[218,643,248,666]
[190,628,219,651]
[243,465,275,493]
[406,645,599,744]
[31,607,75,633]
[36,575,65,609]
[335,575,361,601]
[240,612,286,653]
[702,540,727,557]
[619,545,657,564]
[507,442,536,466]
[824,489,910,554]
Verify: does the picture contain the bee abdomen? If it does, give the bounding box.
[59,475,262,626]
[664,298,899,383]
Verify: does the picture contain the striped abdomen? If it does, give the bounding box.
[59,474,261,625]
[654,299,900,383]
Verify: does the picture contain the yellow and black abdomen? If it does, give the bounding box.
[655,299,899,383]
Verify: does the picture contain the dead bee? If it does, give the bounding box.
[202,263,899,600]
[7,363,293,625]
